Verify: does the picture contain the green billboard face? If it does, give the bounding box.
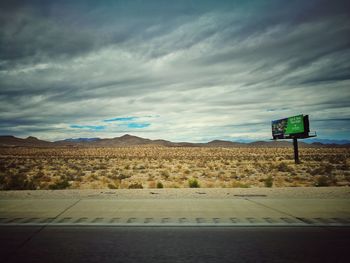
[272,115,305,139]
[285,115,304,135]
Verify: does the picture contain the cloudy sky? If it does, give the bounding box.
[0,0,349,142]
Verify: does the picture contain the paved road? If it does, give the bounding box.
[1,226,349,263]
[1,198,349,226]
[1,194,349,262]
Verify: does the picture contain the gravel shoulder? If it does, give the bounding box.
[0,187,349,199]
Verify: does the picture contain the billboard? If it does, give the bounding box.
[272,114,309,139]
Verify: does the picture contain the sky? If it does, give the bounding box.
[0,0,349,142]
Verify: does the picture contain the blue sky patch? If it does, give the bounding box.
[70,125,106,131]
[104,117,138,122]
[126,123,150,129]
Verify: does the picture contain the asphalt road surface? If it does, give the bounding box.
[1,226,350,263]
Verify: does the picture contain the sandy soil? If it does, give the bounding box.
[0,187,349,199]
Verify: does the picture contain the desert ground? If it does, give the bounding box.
[0,146,349,190]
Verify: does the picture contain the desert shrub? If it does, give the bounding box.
[243,168,251,174]
[107,183,118,189]
[7,162,17,169]
[230,174,241,180]
[49,178,70,190]
[315,175,330,187]
[160,170,170,179]
[32,170,45,181]
[293,175,308,181]
[117,173,131,180]
[23,178,36,190]
[128,182,143,189]
[136,165,145,170]
[90,174,99,180]
[65,171,76,181]
[309,167,322,176]
[277,162,290,172]
[18,166,31,174]
[1,172,36,190]
[148,181,156,188]
[323,164,334,174]
[290,170,297,176]
[98,164,107,169]
[0,163,7,172]
[218,170,225,176]
[188,178,200,188]
[147,175,155,181]
[284,177,293,183]
[180,174,188,181]
[264,175,274,187]
[340,162,349,170]
[107,173,119,180]
[329,155,345,164]
[156,181,164,188]
[310,164,334,176]
[0,173,4,187]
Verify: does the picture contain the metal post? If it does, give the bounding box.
[293,137,300,164]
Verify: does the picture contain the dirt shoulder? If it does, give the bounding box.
[0,187,349,199]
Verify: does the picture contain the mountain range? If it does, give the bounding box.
[0,134,349,148]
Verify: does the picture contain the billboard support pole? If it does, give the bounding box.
[293,137,300,164]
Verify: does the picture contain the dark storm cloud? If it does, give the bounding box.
[0,3,94,66]
[313,118,350,122]
[0,118,48,127]
[0,0,350,141]
[0,0,203,68]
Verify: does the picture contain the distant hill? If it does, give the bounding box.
[0,136,52,147]
[247,140,310,148]
[57,138,100,143]
[304,139,350,145]
[206,140,243,147]
[0,134,349,148]
[89,134,154,147]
